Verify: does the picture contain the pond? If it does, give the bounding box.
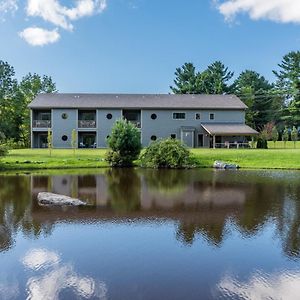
[0,168,300,300]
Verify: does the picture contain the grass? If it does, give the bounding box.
[0,141,300,171]
[0,149,108,171]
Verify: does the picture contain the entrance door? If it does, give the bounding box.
[38,134,48,148]
[197,134,204,147]
[181,131,194,148]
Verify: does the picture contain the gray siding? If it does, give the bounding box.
[97,109,122,147]
[31,108,246,148]
[52,109,77,148]
[141,109,245,147]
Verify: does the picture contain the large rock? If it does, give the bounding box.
[37,192,87,206]
[213,161,240,170]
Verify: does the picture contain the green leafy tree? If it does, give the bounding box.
[291,126,299,148]
[71,129,77,155]
[0,61,57,146]
[282,127,289,148]
[273,51,300,126]
[106,118,142,167]
[47,129,53,157]
[271,126,279,148]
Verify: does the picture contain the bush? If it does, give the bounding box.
[256,137,268,149]
[3,138,26,149]
[140,138,192,168]
[0,145,8,157]
[106,118,142,167]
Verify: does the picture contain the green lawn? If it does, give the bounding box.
[1,144,300,171]
[191,148,300,169]
[0,149,108,170]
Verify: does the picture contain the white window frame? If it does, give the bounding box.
[172,112,186,120]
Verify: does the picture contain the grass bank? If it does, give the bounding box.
[1,144,300,171]
[0,149,108,170]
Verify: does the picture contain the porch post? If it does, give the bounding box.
[213,135,216,149]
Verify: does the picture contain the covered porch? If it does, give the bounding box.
[201,123,258,149]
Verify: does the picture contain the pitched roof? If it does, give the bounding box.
[201,123,258,135]
[28,93,247,110]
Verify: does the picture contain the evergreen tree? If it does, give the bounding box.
[170,63,199,94]
[232,70,273,130]
[200,61,234,94]
[273,51,300,126]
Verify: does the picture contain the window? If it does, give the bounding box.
[195,113,201,120]
[173,112,186,120]
[106,113,112,120]
[209,113,215,120]
[151,113,157,120]
[171,134,176,139]
[61,113,68,120]
[62,135,68,141]
[151,135,157,141]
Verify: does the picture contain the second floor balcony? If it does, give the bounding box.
[78,110,96,128]
[78,120,96,128]
[32,120,51,128]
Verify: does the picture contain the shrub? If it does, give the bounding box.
[140,138,192,168]
[291,126,298,148]
[282,126,289,148]
[0,145,8,157]
[256,137,268,149]
[106,118,142,167]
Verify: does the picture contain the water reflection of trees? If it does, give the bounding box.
[0,169,300,259]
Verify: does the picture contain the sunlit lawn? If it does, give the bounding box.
[1,142,300,170]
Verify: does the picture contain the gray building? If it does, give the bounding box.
[28,93,258,149]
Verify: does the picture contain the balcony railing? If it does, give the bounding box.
[78,120,96,128]
[32,120,51,128]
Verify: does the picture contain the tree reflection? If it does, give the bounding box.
[106,169,141,213]
[0,170,299,259]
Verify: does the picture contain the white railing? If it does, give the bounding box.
[32,120,51,128]
[215,142,250,149]
[78,120,96,128]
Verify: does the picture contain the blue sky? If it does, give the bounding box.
[0,0,300,93]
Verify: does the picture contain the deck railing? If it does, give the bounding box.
[78,120,96,128]
[215,142,250,149]
[32,120,51,128]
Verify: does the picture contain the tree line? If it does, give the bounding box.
[0,61,57,147]
[0,50,299,148]
[170,51,300,133]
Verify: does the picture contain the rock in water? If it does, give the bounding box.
[37,192,87,206]
[213,161,240,170]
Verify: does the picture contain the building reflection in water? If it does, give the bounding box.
[0,169,300,258]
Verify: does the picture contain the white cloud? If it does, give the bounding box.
[20,248,108,300]
[216,0,300,24]
[19,27,60,46]
[22,248,60,270]
[26,0,107,30]
[0,0,18,20]
[217,271,300,300]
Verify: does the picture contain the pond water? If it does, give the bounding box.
[0,168,300,300]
